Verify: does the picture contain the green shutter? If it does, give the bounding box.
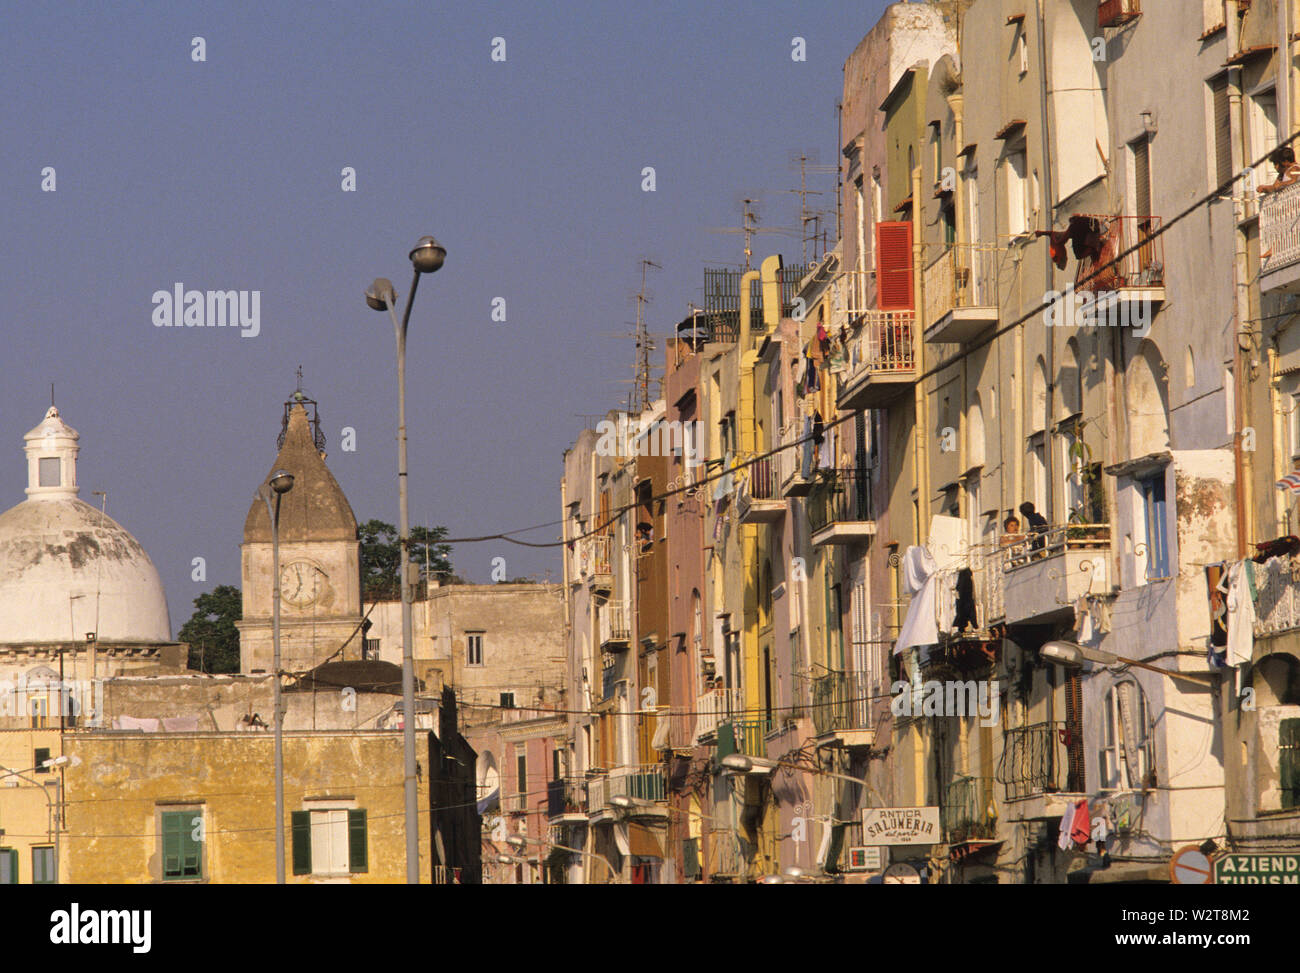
[1281,719,1300,810]
[291,811,312,875]
[348,809,368,873]
[183,814,202,878]
[162,812,182,878]
[0,848,16,884]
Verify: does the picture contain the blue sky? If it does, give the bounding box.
[0,0,889,632]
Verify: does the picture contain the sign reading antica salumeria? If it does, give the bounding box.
[861,807,940,846]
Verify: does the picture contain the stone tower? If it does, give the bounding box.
[236,395,362,675]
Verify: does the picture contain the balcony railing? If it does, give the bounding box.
[1252,553,1300,638]
[432,865,462,884]
[776,421,813,496]
[1072,214,1163,291]
[1098,0,1140,29]
[695,687,744,742]
[941,775,999,843]
[547,777,587,819]
[1001,523,1110,570]
[1261,181,1300,279]
[581,534,613,589]
[998,722,1085,801]
[716,718,774,760]
[976,546,1006,625]
[923,243,1000,327]
[807,468,874,538]
[610,764,667,803]
[845,310,916,373]
[599,601,631,649]
[809,670,875,736]
[737,457,784,523]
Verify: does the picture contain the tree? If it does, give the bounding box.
[178,585,243,673]
[358,519,453,601]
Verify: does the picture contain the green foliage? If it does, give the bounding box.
[178,585,242,673]
[358,519,453,601]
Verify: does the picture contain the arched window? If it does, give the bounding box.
[1099,680,1155,790]
[1130,342,1171,456]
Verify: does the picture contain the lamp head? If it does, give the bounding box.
[365,278,397,312]
[269,470,295,495]
[506,834,525,849]
[409,235,446,274]
[721,754,754,772]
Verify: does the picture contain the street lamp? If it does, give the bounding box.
[722,753,888,807]
[257,468,294,884]
[365,234,446,885]
[506,832,617,884]
[1040,640,1217,686]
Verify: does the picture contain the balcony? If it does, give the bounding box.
[694,687,743,743]
[941,775,999,845]
[837,310,916,411]
[1098,0,1140,29]
[598,601,631,652]
[1253,553,1300,639]
[810,670,876,748]
[1261,181,1300,294]
[997,721,1086,821]
[737,457,784,524]
[582,534,613,593]
[808,468,875,545]
[716,718,774,761]
[587,766,666,819]
[1001,524,1111,625]
[432,865,463,884]
[1068,214,1165,317]
[547,777,587,823]
[923,244,1000,344]
[776,421,814,498]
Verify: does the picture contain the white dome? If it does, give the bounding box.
[0,407,171,644]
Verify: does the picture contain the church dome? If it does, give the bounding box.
[0,407,171,644]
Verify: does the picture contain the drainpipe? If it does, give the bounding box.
[1228,10,1251,558]
[1036,0,1056,524]
[1281,0,1294,140]
[913,157,930,545]
[738,263,764,720]
[949,89,969,527]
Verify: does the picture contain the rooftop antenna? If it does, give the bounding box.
[707,197,798,271]
[781,153,836,264]
[630,259,661,413]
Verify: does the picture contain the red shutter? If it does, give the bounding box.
[875,221,913,309]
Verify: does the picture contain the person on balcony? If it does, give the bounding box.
[1259,146,1300,195]
[1019,502,1050,556]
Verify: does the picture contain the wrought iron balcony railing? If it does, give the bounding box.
[941,775,999,843]
[807,468,874,536]
[809,669,875,736]
[716,718,774,760]
[694,687,743,743]
[1262,181,1300,280]
[997,721,1085,801]
[923,243,1001,322]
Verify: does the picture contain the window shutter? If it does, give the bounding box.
[1134,137,1150,218]
[874,222,913,310]
[162,813,182,876]
[348,809,368,873]
[291,811,312,875]
[1212,75,1232,187]
[0,848,16,884]
[1281,718,1300,810]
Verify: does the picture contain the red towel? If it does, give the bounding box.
[1070,799,1091,846]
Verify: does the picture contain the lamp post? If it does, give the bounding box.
[365,234,446,884]
[1040,640,1217,686]
[258,468,294,883]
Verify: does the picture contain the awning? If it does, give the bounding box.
[628,822,664,859]
[476,787,499,816]
[1085,861,1170,884]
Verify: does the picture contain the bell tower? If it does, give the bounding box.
[236,384,363,674]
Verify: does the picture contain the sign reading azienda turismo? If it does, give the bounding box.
[861,807,940,846]
[1213,853,1300,883]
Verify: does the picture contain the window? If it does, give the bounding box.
[1138,472,1170,579]
[38,457,60,487]
[1249,86,1278,188]
[1005,146,1029,236]
[34,747,51,773]
[1291,393,1300,460]
[1210,74,1232,189]
[516,751,528,807]
[30,696,46,729]
[32,846,55,884]
[1282,718,1300,810]
[292,808,367,876]
[963,162,980,248]
[1131,135,1151,218]
[1016,27,1028,76]
[1099,682,1153,791]
[1028,433,1047,513]
[161,810,203,881]
[0,848,16,884]
[500,691,516,709]
[466,632,484,667]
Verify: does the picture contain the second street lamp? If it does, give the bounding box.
[365,234,446,884]
[258,468,294,884]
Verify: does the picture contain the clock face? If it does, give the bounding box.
[279,560,328,608]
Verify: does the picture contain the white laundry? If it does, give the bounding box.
[895,546,940,654]
[1225,559,1255,668]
